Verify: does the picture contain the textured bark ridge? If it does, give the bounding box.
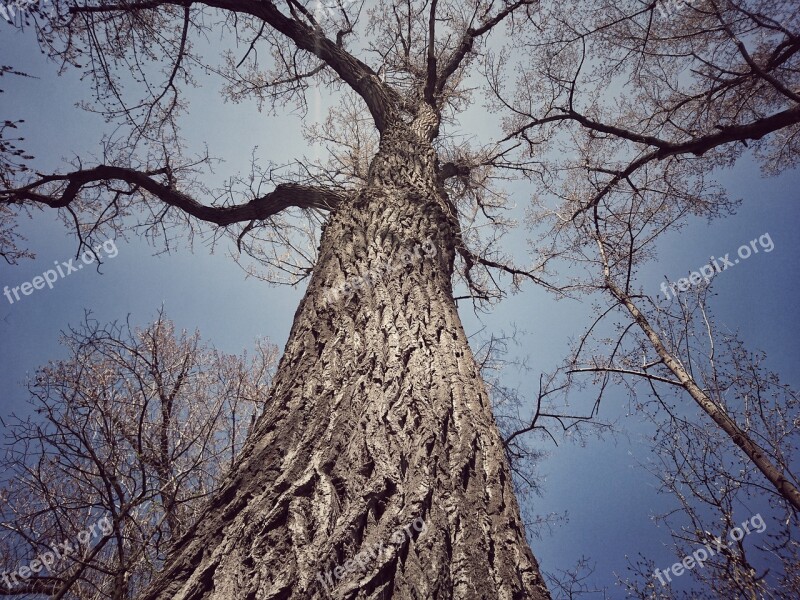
[139,118,550,600]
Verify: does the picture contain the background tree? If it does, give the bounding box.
[612,287,800,599]
[0,312,276,598]
[483,0,800,595]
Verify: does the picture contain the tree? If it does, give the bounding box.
[2,0,559,597]
[613,287,800,598]
[0,312,277,598]
[490,0,800,510]
[1,0,798,598]
[482,1,800,594]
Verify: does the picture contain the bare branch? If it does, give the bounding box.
[2,165,344,226]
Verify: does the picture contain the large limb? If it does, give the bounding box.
[2,165,344,225]
[503,103,800,157]
[69,0,398,132]
[434,0,538,97]
[490,0,800,219]
[501,103,800,219]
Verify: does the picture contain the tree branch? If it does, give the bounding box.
[567,366,682,387]
[70,0,398,132]
[435,0,535,96]
[439,161,470,180]
[2,165,344,226]
[540,103,800,219]
[423,0,438,105]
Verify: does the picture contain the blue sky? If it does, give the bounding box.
[2,12,799,597]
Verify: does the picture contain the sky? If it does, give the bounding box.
[1,5,799,598]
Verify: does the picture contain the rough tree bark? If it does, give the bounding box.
[137,108,551,599]
[1,2,554,595]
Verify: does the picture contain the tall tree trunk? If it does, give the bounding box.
[139,117,551,600]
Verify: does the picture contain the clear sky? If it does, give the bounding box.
[1,10,799,597]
